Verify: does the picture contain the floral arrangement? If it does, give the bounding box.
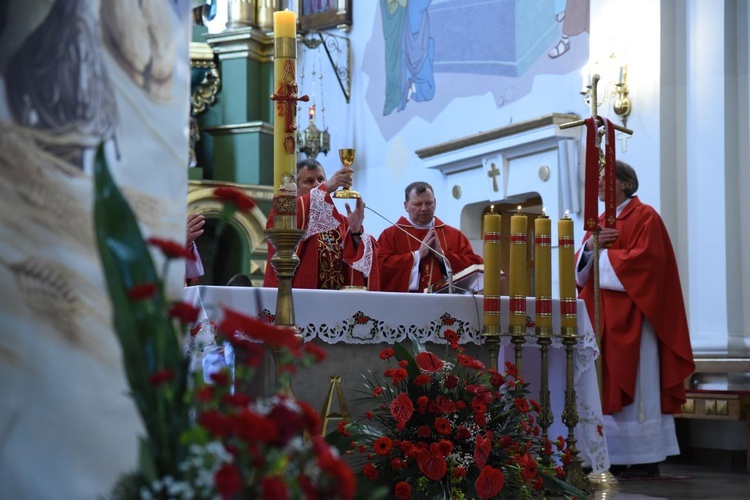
[331,333,582,500]
[93,147,354,499]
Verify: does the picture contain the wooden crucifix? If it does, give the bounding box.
[559,74,633,396]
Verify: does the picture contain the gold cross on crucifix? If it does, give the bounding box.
[487,162,500,192]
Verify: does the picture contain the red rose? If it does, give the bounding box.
[214,463,243,498]
[504,361,518,377]
[214,185,256,212]
[453,466,466,478]
[489,372,506,387]
[456,426,471,440]
[444,375,459,388]
[390,393,414,425]
[416,351,444,372]
[394,481,412,499]
[475,465,505,499]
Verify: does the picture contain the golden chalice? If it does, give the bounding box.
[332,148,361,199]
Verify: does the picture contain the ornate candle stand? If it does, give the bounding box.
[560,325,589,490]
[481,325,502,371]
[265,222,305,396]
[535,325,554,467]
[509,324,526,377]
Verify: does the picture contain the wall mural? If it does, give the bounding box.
[364,0,589,140]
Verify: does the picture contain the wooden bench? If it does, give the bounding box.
[675,358,750,471]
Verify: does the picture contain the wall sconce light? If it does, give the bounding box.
[613,65,631,128]
[580,59,632,129]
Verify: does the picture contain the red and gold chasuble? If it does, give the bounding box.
[377,217,483,293]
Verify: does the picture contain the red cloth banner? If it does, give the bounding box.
[603,118,617,228]
[583,117,601,232]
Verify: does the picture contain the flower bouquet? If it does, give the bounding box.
[330,332,584,499]
[93,147,354,499]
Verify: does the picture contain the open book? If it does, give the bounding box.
[424,264,484,294]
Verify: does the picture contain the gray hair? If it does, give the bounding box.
[615,160,639,197]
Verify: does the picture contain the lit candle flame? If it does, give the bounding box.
[565,209,570,218]
[542,207,546,216]
[517,205,522,213]
[491,204,495,212]
[309,104,315,122]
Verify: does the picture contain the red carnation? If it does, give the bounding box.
[453,466,466,478]
[363,463,378,480]
[214,185,256,212]
[372,387,384,396]
[214,463,243,498]
[147,237,195,261]
[168,302,200,324]
[303,341,327,362]
[218,307,300,350]
[475,465,505,499]
[390,393,414,425]
[514,397,530,413]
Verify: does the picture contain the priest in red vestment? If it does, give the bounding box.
[377,181,482,292]
[575,160,694,477]
[264,159,379,290]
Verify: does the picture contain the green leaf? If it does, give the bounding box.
[92,145,190,478]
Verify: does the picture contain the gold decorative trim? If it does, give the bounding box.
[274,37,297,58]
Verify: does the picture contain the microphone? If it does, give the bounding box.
[365,206,455,294]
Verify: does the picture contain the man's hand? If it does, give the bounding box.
[187,213,205,248]
[323,167,353,193]
[419,228,436,259]
[345,197,364,234]
[584,227,619,251]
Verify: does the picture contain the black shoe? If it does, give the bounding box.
[617,462,661,479]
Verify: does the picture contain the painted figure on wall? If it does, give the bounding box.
[380,0,435,115]
[548,0,590,59]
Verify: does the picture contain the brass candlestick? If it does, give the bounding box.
[482,324,502,371]
[265,221,305,396]
[536,325,554,467]
[561,326,590,490]
[332,148,361,199]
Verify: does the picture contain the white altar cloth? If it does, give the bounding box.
[184,286,610,473]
